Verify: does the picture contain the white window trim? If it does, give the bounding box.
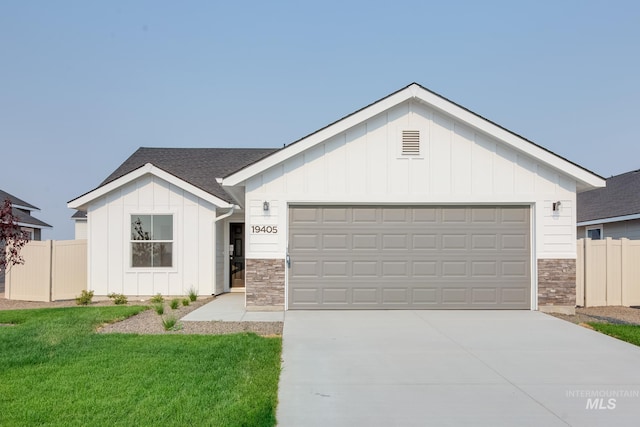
[127,213,177,271]
[585,224,603,240]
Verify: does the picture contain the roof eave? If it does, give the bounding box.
[221,83,605,190]
[68,163,234,210]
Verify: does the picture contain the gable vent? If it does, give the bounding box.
[402,130,420,156]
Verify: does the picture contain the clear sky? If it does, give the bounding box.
[1,1,638,239]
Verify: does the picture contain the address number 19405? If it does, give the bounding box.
[251,225,278,234]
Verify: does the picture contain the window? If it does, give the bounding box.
[130,215,173,267]
[586,225,603,240]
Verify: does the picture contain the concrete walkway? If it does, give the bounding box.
[277,310,640,426]
[181,293,284,322]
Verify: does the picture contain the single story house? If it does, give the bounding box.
[68,83,605,313]
[577,169,640,239]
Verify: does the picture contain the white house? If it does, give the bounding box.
[68,83,605,313]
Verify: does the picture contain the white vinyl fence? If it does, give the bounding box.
[5,240,87,302]
[576,238,640,307]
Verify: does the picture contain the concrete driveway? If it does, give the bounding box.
[277,311,640,426]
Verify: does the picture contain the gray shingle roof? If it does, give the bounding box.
[101,147,278,203]
[12,208,51,228]
[0,189,38,210]
[577,169,640,222]
[71,210,86,219]
[0,189,51,228]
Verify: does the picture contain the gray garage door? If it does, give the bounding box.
[288,206,531,309]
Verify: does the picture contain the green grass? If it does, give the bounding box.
[0,306,282,426]
[588,322,640,347]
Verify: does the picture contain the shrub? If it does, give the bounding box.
[75,290,94,306]
[188,287,198,302]
[108,293,128,305]
[182,298,190,307]
[153,303,164,315]
[170,299,180,310]
[150,293,164,304]
[162,315,181,331]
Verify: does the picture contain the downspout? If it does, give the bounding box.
[212,205,237,295]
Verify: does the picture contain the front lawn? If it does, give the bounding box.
[0,306,282,427]
[588,322,640,347]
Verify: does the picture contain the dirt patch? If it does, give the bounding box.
[0,294,283,337]
[550,306,640,326]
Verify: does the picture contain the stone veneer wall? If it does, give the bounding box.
[245,258,285,309]
[538,258,576,312]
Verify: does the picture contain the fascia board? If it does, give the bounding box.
[16,222,51,228]
[12,204,38,212]
[68,163,233,209]
[410,85,606,189]
[578,213,640,227]
[222,83,604,190]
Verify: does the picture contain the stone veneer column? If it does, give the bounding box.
[537,258,576,315]
[245,259,285,311]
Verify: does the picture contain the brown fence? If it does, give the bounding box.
[5,240,87,302]
[577,238,640,307]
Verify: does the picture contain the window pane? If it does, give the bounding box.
[152,243,172,267]
[132,215,152,240]
[587,229,602,240]
[153,215,173,240]
[132,242,152,267]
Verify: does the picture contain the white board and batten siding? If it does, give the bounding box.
[87,175,217,296]
[245,100,577,260]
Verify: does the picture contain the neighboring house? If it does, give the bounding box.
[0,189,51,293]
[71,210,87,239]
[0,189,51,240]
[68,83,605,313]
[577,169,640,239]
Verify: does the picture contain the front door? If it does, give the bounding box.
[229,223,245,288]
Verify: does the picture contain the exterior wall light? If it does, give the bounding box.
[263,201,270,211]
[552,201,561,212]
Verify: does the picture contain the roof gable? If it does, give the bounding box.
[221,83,604,192]
[578,169,640,223]
[68,147,277,210]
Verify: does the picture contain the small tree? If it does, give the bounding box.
[1,198,30,271]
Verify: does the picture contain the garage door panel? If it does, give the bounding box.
[322,261,348,277]
[322,234,349,250]
[412,288,438,304]
[322,288,349,304]
[471,208,498,223]
[472,235,498,249]
[442,234,468,250]
[471,288,498,304]
[353,234,378,249]
[288,206,531,309]
[382,208,408,222]
[412,234,438,249]
[441,208,467,222]
[352,207,377,223]
[382,288,409,304]
[291,234,318,250]
[321,208,348,222]
[382,234,409,249]
[501,234,528,250]
[442,288,467,303]
[353,288,378,304]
